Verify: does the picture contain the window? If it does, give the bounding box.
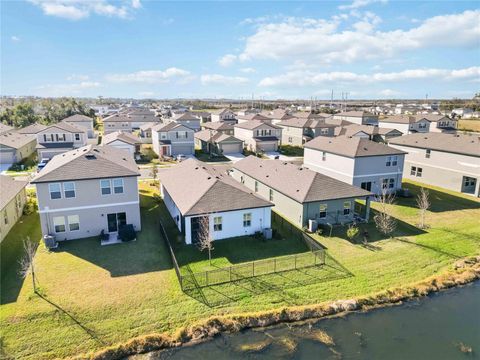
[411,167,423,177]
[75,133,80,141]
[56,133,66,142]
[160,132,167,140]
[269,189,274,201]
[4,212,8,225]
[49,183,62,199]
[386,155,398,166]
[243,213,252,227]
[255,181,258,192]
[288,137,293,143]
[361,182,372,191]
[322,152,326,161]
[100,179,111,195]
[240,176,245,184]
[389,178,395,189]
[321,128,329,135]
[416,167,423,177]
[43,134,54,142]
[464,177,476,187]
[343,201,351,215]
[382,178,389,189]
[68,215,80,231]
[176,131,188,139]
[319,204,327,218]
[426,149,431,158]
[113,178,124,194]
[53,216,66,233]
[213,216,222,231]
[63,182,75,198]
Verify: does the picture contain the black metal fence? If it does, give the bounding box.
[271,211,324,251]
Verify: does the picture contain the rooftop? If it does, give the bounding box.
[0,175,28,209]
[15,123,48,134]
[102,131,141,146]
[235,120,282,130]
[0,132,36,149]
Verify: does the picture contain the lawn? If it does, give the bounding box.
[194,149,230,162]
[458,119,480,132]
[1,180,479,359]
[278,145,304,157]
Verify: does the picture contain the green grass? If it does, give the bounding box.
[458,119,480,132]
[194,149,230,162]
[278,145,304,157]
[1,180,479,359]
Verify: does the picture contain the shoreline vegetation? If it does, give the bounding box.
[75,256,480,360]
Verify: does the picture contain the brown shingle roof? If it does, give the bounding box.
[334,124,403,137]
[305,136,406,158]
[62,114,93,123]
[31,145,139,183]
[15,123,48,135]
[172,112,200,122]
[151,122,193,132]
[389,133,480,158]
[0,123,14,134]
[102,131,141,146]
[0,175,27,209]
[278,117,336,129]
[158,159,272,216]
[201,122,234,131]
[380,115,429,124]
[39,122,86,133]
[237,113,271,122]
[233,156,371,203]
[235,120,282,130]
[0,132,36,149]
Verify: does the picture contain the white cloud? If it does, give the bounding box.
[379,89,402,97]
[36,81,101,96]
[230,10,479,65]
[67,74,89,81]
[200,74,249,85]
[338,0,387,10]
[28,0,138,20]
[240,67,256,74]
[218,54,237,67]
[258,66,480,87]
[105,68,192,83]
[11,36,21,42]
[138,91,154,97]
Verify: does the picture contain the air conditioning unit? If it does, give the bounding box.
[263,228,273,239]
[43,235,58,250]
[308,219,318,233]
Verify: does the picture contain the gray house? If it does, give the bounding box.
[334,124,403,142]
[277,117,336,147]
[234,120,282,152]
[62,114,95,138]
[31,145,141,241]
[0,132,37,165]
[36,122,87,160]
[231,156,372,228]
[151,122,195,157]
[194,130,243,155]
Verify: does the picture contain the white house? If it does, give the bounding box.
[211,108,237,124]
[102,131,141,158]
[333,111,379,126]
[378,115,430,134]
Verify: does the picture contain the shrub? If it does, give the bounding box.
[346,224,359,240]
[23,194,38,215]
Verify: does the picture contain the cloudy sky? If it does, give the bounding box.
[2,0,479,99]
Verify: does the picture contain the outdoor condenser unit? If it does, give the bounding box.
[308,219,318,233]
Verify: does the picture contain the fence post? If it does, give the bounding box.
[274,258,276,272]
[294,254,297,269]
[252,261,255,277]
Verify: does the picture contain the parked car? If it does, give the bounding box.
[176,154,186,162]
[37,158,50,172]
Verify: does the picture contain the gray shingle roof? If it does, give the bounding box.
[40,122,86,133]
[304,136,406,158]
[201,122,234,131]
[15,123,48,134]
[235,120,282,130]
[151,122,193,132]
[334,111,375,118]
[237,113,271,122]
[31,145,139,183]
[233,156,372,203]
[380,115,429,124]
[0,132,36,149]
[171,112,199,122]
[334,124,403,137]
[62,114,93,123]
[195,130,242,144]
[0,123,14,134]
[0,175,28,209]
[158,159,272,216]
[102,131,141,145]
[388,133,480,158]
[278,117,336,129]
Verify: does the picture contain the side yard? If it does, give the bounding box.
[0,180,479,359]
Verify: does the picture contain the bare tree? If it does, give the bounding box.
[18,237,38,293]
[416,187,430,229]
[373,188,397,237]
[197,216,214,264]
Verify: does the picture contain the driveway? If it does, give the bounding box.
[265,151,303,162]
[225,153,245,163]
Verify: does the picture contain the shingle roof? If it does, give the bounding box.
[305,136,406,158]
[0,123,14,134]
[202,121,234,131]
[414,114,451,122]
[195,130,242,144]
[277,117,336,129]
[0,132,36,149]
[265,109,295,120]
[102,131,141,146]
[210,108,233,116]
[237,113,271,122]
[62,114,93,123]
[380,115,429,124]
[158,159,272,216]
[31,145,139,183]
[324,118,354,127]
[235,120,282,130]
[0,175,28,209]
[139,122,157,131]
[151,122,193,132]
[40,122,86,133]
[334,124,403,137]
[233,156,372,203]
[334,111,375,118]
[103,114,159,123]
[389,133,480,158]
[293,111,330,120]
[15,123,48,134]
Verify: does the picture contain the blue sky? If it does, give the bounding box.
[2,0,479,99]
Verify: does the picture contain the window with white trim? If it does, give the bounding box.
[322,152,326,161]
[319,204,327,218]
[255,181,258,192]
[213,216,222,231]
[426,149,431,158]
[343,201,351,215]
[75,133,80,141]
[386,156,398,166]
[49,183,62,199]
[389,178,395,188]
[243,213,252,227]
[63,182,75,198]
[100,179,111,195]
[411,166,422,177]
[56,133,66,142]
[68,215,80,231]
[269,189,274,201]
[53,216,66,233]
[113,178,124,194]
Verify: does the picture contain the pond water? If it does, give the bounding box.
[136,282,480,359]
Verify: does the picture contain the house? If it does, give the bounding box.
[102,131,141,158]
[378,115,430,134]
[192,111,211,123]
[333,111,379,125]
[211,108,237,124]
[236,113,272,124]
[334,124,403,142]
[195,130,244,155]
[169,112,201,131]
[36,123,87,160]
[415,114,457,133]
[0,123,14,134]
[138,122,157,143]
[201,121,234,135]
[103,113,160,134]
[237,108,260,116]
[263,108,295,124]
[389,133,480,196]
[158,159,273,244]
[0,132,37,165]
[304,136,406,194]
[231,156,372,228]
[61,114,95,138]
[15,123,48,136]
[151,122,195,157]
[277,118,335,147]
[234,120,282,153]
[31,145,141,241]
[0,175,28,242]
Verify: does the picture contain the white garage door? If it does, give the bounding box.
[0,150,15,164]
[172,144,194,155]
[258,142,277,152]
[220,143,242,154]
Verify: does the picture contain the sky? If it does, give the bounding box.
[1,0,479,100]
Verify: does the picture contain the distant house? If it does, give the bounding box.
[304,136,406,194]
[333,111,379,126]
[234,120,282,153]
[211,108,237,124]
[277,117,336,147]
[15,123,48,136]
[62,114,95,138]
[334,124,403,142]
[263,108,295,124]
[169,112,201,132]
[31,145,141,241]
[378,115,430,134]
[103,113,160,134]
[36,123,87,160]
[236,113,272,124]
[138,122,157,143]
[159,158,273,244]
[389,133,480,196]
[0,132,37,165]
[192,111,211,123]
[0,123,14,134]
[415,114,457,133]
[231,156,372,228]
[151,122,195,157]
[0,175,28,242]
[102,131,141,158]
[201,121,234,135]
[195,130,243,155]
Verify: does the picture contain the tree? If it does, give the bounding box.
[18,237,38,293]
[373,189,397,237]
[416,187,430,229]
[346,223,359,241]
[197,216,214,264]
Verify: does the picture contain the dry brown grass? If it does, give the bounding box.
[458,119,480,132]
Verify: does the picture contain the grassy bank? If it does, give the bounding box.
[1,181,479,359]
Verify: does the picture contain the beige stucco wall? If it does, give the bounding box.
[0,188,26,242]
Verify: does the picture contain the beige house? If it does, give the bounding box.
[333,111,379,125]
[277,117,335,146]
[234,121,282,152]
[334,124,403,142]
[102,131,141,158]
[0,175,28,242]
[0,132,37,165]
[151,122,195,157]
[211,108,237,123]
[236,113,272,124]
[36,123,87,160]
[415,114,457,133]
[378,115,430,134]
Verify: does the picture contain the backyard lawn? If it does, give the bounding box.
[1,180,479,359]
[458,119,480,132]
